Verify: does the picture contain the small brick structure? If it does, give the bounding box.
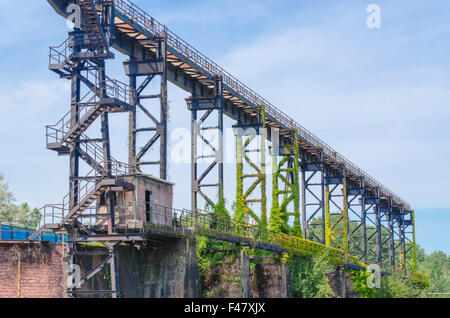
[0,242,66,298]
[96,175,174,230]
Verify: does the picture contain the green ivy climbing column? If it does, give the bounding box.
[234,105,267,230]
[270,130,301,236]
[323,175,349,260]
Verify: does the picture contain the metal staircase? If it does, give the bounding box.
[47,102,106,152]
[79,0,109,52]
[29,165,132,237]
[64,177,133,225]
[33,0,133,298]
[34,0,134,237]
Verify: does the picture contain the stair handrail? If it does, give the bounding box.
[62,168,103,214]
[46,91,98,145]
[49,38,71,66]
[101,77,130,102]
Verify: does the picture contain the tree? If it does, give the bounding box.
[290,253,335,298]
[374,273,421,298]
[416,248,450,295]
[0,174,41,227]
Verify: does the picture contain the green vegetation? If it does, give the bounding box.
[0,174,41,228]
[375,273,422,298]
[350,269,377,298]
[346,245,449,298]
[350,269,423,298]
[290,254,335,298]
[415,246,450,297]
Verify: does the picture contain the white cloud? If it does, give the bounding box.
[0,80,69,116]
[214,19,450,209]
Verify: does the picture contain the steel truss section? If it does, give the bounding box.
[301,151,326,244]
[402,211,415,274]
[346,177,367,263]
[234,105,267,230]
[364,189,382,266]
[125,35,168,179]
[324,170,348,256]
[392,206,414,274]
[68,240,119,298]
[411,210,417,272]
[270,129,301,236]
[186,76,224,212]
[392,213,403,272]
[379,197,394,269]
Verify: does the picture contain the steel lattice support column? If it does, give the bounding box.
[323,168,349,255]
[301,151,326,244]
[270,129,301,236]
[394,205,414,275]
[378,198,393,269]
[402,210,415,274]
[346,177,367,263]
[364,194,381,265]
[186,76,224,212]
[98,59,120,298]
[392,208,404,271]
[124,35,168,180]
[374,188,383,266]
[342,176,350,257]
[383,197,395,268]
[67,37,81,298]
[69,38,81,218]
[234,105,267,229]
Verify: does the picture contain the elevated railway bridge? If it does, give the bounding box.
[5,0,423,297]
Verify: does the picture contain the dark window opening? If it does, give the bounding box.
[145,191,152,223]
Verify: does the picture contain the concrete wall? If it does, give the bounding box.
[202,254,243,298]
[77,238,200,298]
[328,269,360,298]
[203,252,290,298]
[0,243,66,298]
[118,238,199,298]
[0,240,356,299]
[252,262,290,298]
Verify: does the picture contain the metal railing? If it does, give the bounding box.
[49,38,72,66]
[46,97,99,146]
[39,204,66,226]
[49,38,131,104]
[0,220,66,242]
[103,78,131,102]
[117,203,362,266]
[114,0,410,210]
[191,209,361,266]
[61,168,102,215]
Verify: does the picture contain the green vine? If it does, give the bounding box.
[350,269,376,298]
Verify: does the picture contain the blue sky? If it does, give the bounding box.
[0,0,449,254]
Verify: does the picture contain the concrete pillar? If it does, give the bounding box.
[240,250,252,298]
[281,262,291,298]
[184,238,200,298]
[340,269,347,298]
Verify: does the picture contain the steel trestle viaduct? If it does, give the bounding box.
[29,0,421,297]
